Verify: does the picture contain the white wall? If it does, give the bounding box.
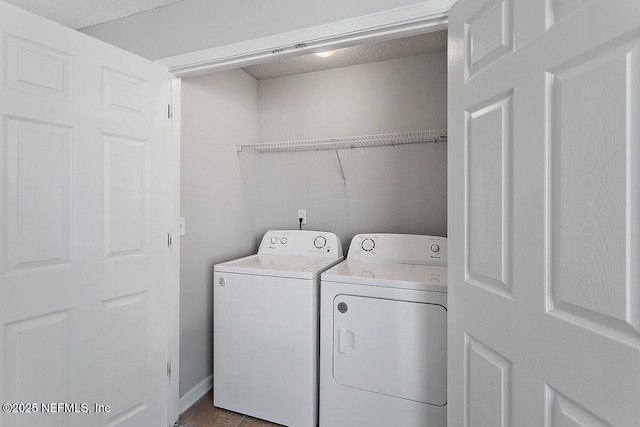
[180,69,258,396]
[80,0,428,60]
[254,52,447,250]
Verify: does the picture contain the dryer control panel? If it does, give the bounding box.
[258,230,343,259]
[347,234,447,266]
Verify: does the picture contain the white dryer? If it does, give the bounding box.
[214,230,343,427]
[319,233,447,427]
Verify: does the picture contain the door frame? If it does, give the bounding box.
[163,0,454,417]
[157,0,455,78]
[167,76,181,424]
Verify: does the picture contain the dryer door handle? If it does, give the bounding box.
[338,328,355,354]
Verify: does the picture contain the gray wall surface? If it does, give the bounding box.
[180,69,259,396]
[80,0,427,60]
[254,52,448,251]
[179,51,447,397]
[258,53,446,140]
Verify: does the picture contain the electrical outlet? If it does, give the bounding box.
[297,210,307,225]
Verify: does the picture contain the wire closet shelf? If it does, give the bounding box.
[236,129,447,153]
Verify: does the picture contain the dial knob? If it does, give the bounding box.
[314,236,327,248]
[430,244,440,253]
[270,237,277,244]
[361,238,375,251]
[280,237,288,244]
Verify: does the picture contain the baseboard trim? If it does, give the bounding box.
[179,374,213,414]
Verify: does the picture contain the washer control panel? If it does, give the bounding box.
[361,238,375,251]
[258,230,343,259]
[347,234,447,266]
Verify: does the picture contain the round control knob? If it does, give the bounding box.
[430,244,440,253]
[280,237,287,244]
[314,236,327,248]
[218,277,227,286]
[361,238,375,251]
[270,237,277,244]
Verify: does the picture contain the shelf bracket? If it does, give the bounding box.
[335,150,346,184]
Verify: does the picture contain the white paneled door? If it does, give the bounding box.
[0,3,172,427]
[448,0,640,426]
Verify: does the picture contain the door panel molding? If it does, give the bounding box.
[5,33,74,101]
[545,34,640,341]
[3,116,74,274]
[464,0,513,79]
[464,91,513,298]
[465,334,512,427]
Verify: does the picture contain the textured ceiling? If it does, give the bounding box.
[5,0,182,29]
[242,30,447,80]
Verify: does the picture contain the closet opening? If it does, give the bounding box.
[177,29,448,406]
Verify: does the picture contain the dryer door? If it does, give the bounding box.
[332,295,447,406]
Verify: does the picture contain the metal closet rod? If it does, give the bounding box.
[235,129,447,153]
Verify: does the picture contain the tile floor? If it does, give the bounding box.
[175,390,282,427]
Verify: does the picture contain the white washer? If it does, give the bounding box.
[214,230,343,427]
[319,234,447,427]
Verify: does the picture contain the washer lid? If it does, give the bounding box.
[321,260,447,292]
[215,254,343,279]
